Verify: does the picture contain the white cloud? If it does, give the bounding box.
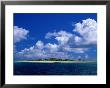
[73,48,87,53]
[29,46,34,50]
[14,26,29,43]
[73,18,97,45]
[46,52,70,59]
[17,45,47,59]
[74,36,82,43]
[16,43,71,59]
[45,18,97,47]
[63,45,88,53]
[35,40,44,49]
[45,30,73,45]
[45,32,57,39]
[45,43,58,52]
[15,18,97,60]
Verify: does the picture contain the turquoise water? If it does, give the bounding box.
[14,62,97,75]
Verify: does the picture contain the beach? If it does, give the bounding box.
[15,60,96,63]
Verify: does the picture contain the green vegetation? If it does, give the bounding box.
[27,58,76,61]
[15,58,96,63]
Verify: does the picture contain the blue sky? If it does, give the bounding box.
[14,13,97,61]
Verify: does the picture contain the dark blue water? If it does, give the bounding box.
[14,62,97,75]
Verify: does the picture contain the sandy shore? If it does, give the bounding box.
[15,60,96,63]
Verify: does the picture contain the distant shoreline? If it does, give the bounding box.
[15,60,96,63]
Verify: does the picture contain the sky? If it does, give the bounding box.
[14,13,97,61]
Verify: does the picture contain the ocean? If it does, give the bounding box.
[14,62,97,75]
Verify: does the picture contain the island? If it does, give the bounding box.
[15,58,96,63]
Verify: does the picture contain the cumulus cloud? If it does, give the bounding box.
[63,45,88,53]
[45,31,57,39]
[74,36,82,43]
[14,26,29,43]
[16,43,70,59]
[45,43,58,52]
[73,18,97,45]
[15,18,97,60]
[35,40,44,49]
[45,30,73,45]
